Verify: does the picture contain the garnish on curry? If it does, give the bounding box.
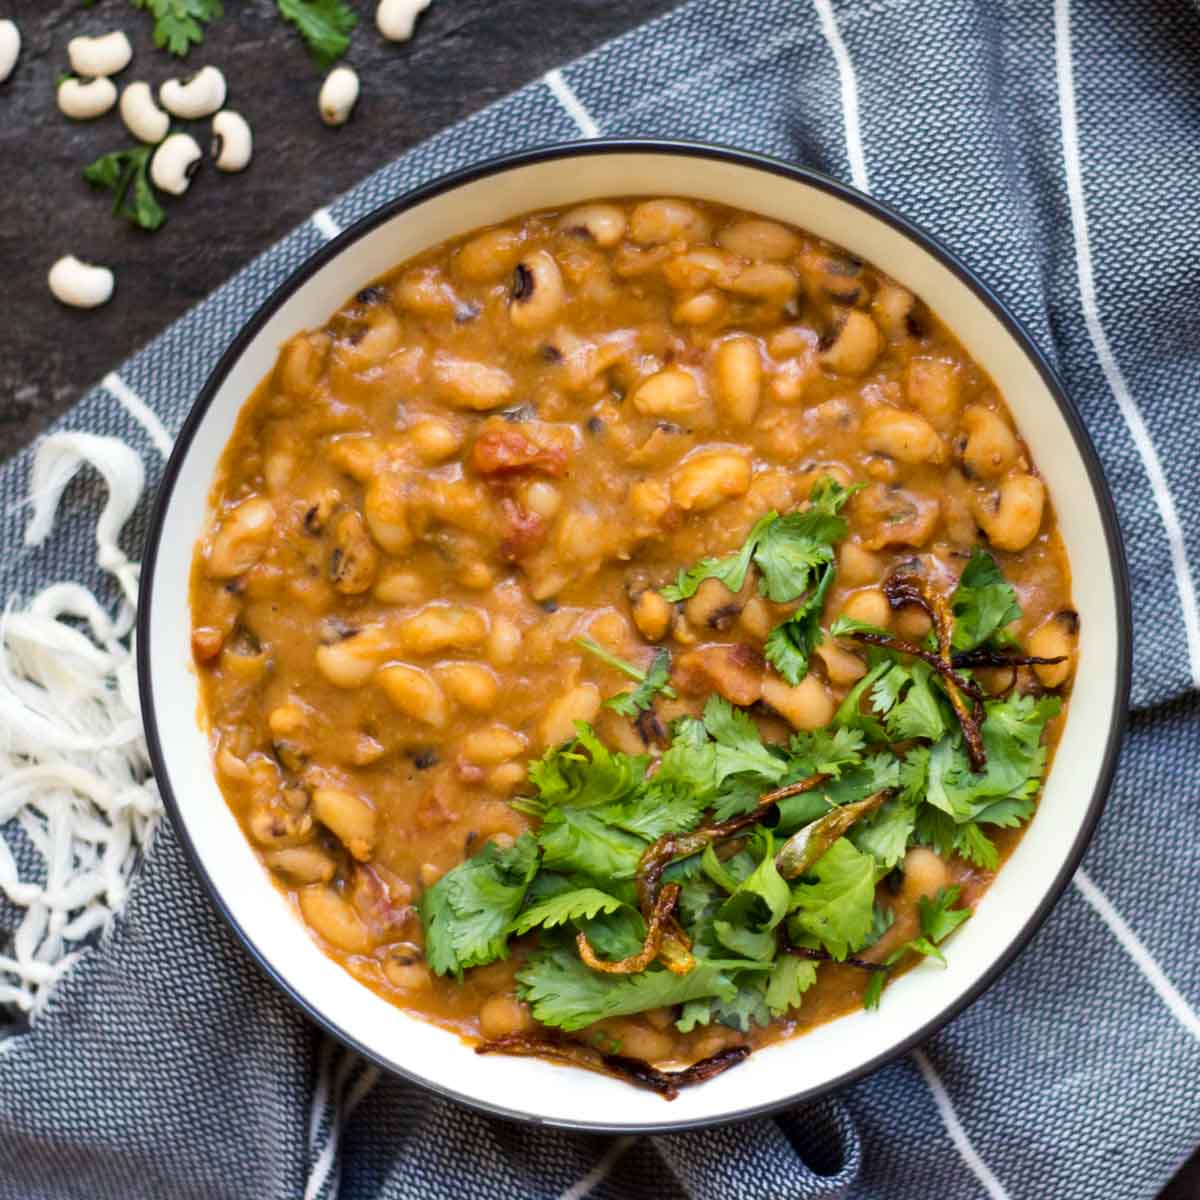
[190,197,1076,1096]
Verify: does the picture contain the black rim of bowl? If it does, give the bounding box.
[138,137,1133,1134]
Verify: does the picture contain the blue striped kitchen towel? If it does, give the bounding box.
[1,1,1198,1198]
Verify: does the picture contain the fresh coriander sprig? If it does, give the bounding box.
[277,0,358,68]
[130,0,223,56]
[574,636,677,714]
[83,145,166,231]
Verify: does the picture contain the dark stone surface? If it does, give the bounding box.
[0,0,681,462]
[1,4,1197,1196]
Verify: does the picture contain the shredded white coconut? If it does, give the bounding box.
[1,433,160,1017]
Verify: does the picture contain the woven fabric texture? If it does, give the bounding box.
[2,0,1199,1197]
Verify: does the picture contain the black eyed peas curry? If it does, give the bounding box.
[191,197,1076,1097]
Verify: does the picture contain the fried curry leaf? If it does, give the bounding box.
[421,833,539,977]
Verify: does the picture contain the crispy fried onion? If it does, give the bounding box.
[576,882,692,975]
[476,1035,751,1099]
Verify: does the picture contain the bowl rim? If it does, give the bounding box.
[137,136,1132,1133]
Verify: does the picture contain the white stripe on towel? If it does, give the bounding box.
[912,1050,1011,1200]
[311,207,342,240]
[813,0,870,192]
[1074,868,1200,1040]
[101,373,173,459]
[1054,0,1200,688]
[544,68,602,139]
[557,1136,637,1200]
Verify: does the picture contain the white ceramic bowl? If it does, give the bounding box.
[139,141,1130,1132]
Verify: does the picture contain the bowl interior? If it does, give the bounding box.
[142,146,1125,1131]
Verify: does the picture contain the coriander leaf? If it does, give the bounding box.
[849,796,917,870]
[538,807,646,880]
[764,953,817,1017]
[713,828,790,960]
[775,752,900,836]
[276,0,357,68]
[863,970,887,1010]
[676,998,715,1033]
[829,614,892,640]
[599,785,708,842]
[787,837,878,961]
[702,843,746,894]
[972,795,1036,828]
[516,723,648,817]
[951,548,1022,651]
[883,660,950,743]
[833,656,892,740]
[420,832,538,977]
[753,516,837,603]
[509,887,625,936]
[862,902,896,950]
[764,567,836,685]
[918,885,972,943]
[132,0,223,56]
[787,726,866,778]
[516,943,738,1031]
[703,695,788,788]
[712,974,771,1031]
[83,146,166,232]
[576,906,647,962]
[605,649,675,717]
[661,511,777,601]
[953,822,998,870]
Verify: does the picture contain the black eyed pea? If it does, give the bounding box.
[312,787,377,861]
[437,662,499,712]
[509,250,565,331]
[315,625,394,688]
[819,310,883,375]
[520,479,562,520]
[960,405,1020,479]
[150,132,203,196]
[58,76,117,120]
[487,762,528,794]
[328,435,386,482]
[842,587,892,630]
[207,496,276,578]
[632,589,673,642]
[330,509,380,595]
[738,595,773,640]
[838,542,883,588]
[539,683,601,746]
[901,847,949,902]
[338,309,402,370]
[716,218,801,261]
[1027,611,1078,688]
[630,365,703,418]
[714,335,762,425]
[160,65,227,119]
[376,0,432,41]
[905,358,961,431]
[376,663,449,728]
[364,470,413,555]
[432,353,515,410]
[670,450,752,512]
[972,472,1045,552]
[479,993,536,1039]
[628,198,710,246]
[395,603,489,655]
[264,845,336,885]
[373,567,427,606]
[299,886,372,954]
[684,577,742,632]
[862,406,946,465]
[382,946,433,992]
[815,640,868,687]
[559,203,627,247]
[318,66,359,127]
[120,81,170,144]
[727,262,799,303]
[462,724,528,766]
[762,674,835,731]
[276,333,328,396]
[672,290,727,326]
[871,280,916,340]
[211,109,253,172]
[47,256,114,309]
[455,227,524,283]
[67,31,132,77]
[247,798,313,849]
[486,615,522,667]
[894,605,933,642]
[0,20,20,84]
[406,417,463,464]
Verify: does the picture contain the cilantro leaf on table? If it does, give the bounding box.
[508,887,626,936]
[83,146,166,232]
[421,833,539,977]
[276,0,357,68]
[516,942,740,1031]
[950,548,1022,651]
[131,0,223,56]
[787,837,878,961]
